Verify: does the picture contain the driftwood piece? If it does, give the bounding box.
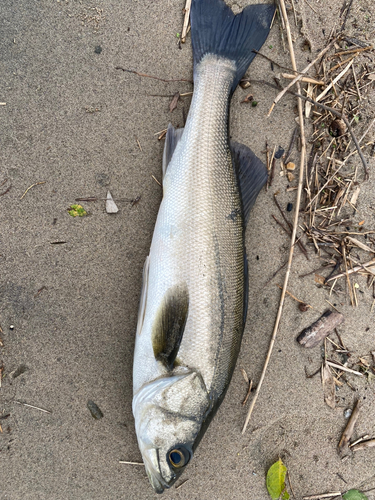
[338,400,360,455]
[296,311,344,348]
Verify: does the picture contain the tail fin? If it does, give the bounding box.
[190,0,275,91]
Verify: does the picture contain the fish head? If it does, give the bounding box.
[133,369,210,493]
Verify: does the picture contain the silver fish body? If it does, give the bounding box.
[133,57,244,492]
[132,0,274,493]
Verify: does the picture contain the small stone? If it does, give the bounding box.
[287,172,295,182]
[87,400,104,420]
[9,325,14,330]
[240,80,251,89]
[344,408,352,419]
[286,202,293,212]
[106,191,119,214]
[286,162,296,171]
[274,146,285,159]
[94,45,102,54]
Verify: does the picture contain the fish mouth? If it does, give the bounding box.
[142,448,176,494]
[145,462,176,494]
[147,470,169,495]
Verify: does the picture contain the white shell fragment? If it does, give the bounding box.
[106,190,119,214]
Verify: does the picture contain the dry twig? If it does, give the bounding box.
[181,0,192,43]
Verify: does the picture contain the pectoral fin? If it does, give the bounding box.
[152,283,189,370]
[231,141,268,225]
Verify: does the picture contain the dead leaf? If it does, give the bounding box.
[169,92,180,113]
[315,274,326,285]
[322,362,336,409]
[350,187,361,206]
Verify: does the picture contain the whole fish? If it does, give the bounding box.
[132,0,274,493]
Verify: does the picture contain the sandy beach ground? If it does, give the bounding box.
[1,0,374,498]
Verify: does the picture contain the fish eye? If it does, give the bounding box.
[168,447,190,468]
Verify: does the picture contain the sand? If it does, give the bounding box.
[1,0,374,498]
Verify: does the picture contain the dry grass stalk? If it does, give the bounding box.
[316,59,354,102]
[267,38,337,116]
[282,73,324,85]
[181,0,192,43]
[338,399,360,454]
[242,0,306,434]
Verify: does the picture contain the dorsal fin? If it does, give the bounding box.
[230,141,268,225]
[162,123,184,179]
[152,283,189,370]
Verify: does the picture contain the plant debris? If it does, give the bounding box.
[169,92,180,112]
[266,459,290,500]
[338,400,360,456]
[67,204,88,217]
[321,362,336,409]
[20,181,46,200]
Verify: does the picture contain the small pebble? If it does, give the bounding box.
[274,146,284,159]
[9,325,14,330]
[344,408,352,419]
[286,202,293,212]
[87,400,104,420]
[94,45,102,54]
[286,162,295,171]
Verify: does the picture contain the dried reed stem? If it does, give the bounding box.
[242,0,306,433]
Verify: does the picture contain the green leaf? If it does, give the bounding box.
[266,459,290,500]
[67,204,88,217]
[343,490,368,500]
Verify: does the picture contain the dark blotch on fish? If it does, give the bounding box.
[87,400,104,419]
[227,208,241,221]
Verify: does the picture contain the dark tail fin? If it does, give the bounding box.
[190,0,275,91]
